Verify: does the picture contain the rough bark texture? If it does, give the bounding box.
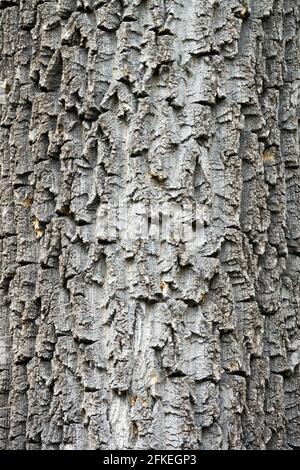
[0,0,300,450]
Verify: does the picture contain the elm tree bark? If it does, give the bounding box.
[0,0,300,450]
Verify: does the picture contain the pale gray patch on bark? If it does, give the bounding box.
[0,0,299,450]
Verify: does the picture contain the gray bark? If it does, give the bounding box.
[0,0,300,450]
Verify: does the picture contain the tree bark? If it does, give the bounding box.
[0,0,299,450]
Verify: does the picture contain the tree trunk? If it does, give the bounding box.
[0,0,299,450]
